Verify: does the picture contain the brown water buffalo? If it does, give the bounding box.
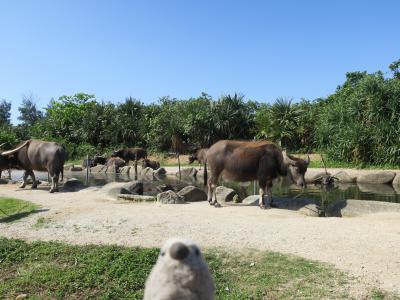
[112,147,147,164]
[204,140,309,208]
[106,157,126,172]
[0,139,66,193]
[142,159,160,170]
[188,148,208,169]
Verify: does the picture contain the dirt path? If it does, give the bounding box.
[1,184,400,295]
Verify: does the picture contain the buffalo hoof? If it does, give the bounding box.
[31,185,38,189]
[49,189,55,193]
[214,203,222,208]
[259,204,265,209]
[19,184,26,189]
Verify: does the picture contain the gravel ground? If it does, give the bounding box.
[1,177,400,295]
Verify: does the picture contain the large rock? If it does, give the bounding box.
[63,178,86,192]
[177,186,207,202]
[326,199,400,217]
[100,181,143,199]
[141,167,155,179]
[119,166,131,174]
[176,167,198,178]
[392,173,400,186]
[333,171,356,183]
[157,190,185,204]
[356,171,396,184]
[215,186,238,202]
[90,164,106,173]
[129,165,142,176]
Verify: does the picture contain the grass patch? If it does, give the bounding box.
[0,198,40,223]
[0,238,397,299]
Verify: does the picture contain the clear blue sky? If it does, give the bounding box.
[1,0,399,124]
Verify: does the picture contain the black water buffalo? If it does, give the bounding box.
[142,159,160,170]
[82,155,107,168]
[112,147,147,164]
[0,139,66,193]
[204,140,309,208]
[106,157,126,172]
[188,148,208,169]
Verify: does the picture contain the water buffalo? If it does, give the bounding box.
[142,159,160,170]
[112,147,147,164]
[188,148,208,169]
[204,140,309,208]
[106,157,126,172]
[82,155,107,168]
[0,139,66,193]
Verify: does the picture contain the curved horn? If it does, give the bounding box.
[282,150,296,166]
[1,140,30,156]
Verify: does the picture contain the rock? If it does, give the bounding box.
[70,166,83,172]
[15,294,28,300]
[157,184,174,192]
[392,173,400,186]
[120,166,131,174]
[90,164,106,173]
[63,164,73,171]
[305,171,330,184]
[333,171,356,183]
[155,168,167,176]
[141,167,155,179]
[124,181,144,195]
[357,183,395,195]
[356,171,396,184]
[63,178,86,191]
[129,165,142,176]
[100,181,144,198]
[326,199,400,217]
[117,194,156,202]
[176,167,198,178]
[105,166,117,173]
[177,186,207,202]
[215,186,238,202]
[0,178,8,184]
[297,204,320,217]
[157,190,185,204]
[242,195,261,206]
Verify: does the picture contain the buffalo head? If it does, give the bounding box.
[283,151,310,188]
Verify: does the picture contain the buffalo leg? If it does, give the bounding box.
[258,187,265,209]
[29,171,37,189]
[265,180,273,207]
[19,171,29,188]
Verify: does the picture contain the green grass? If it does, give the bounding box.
[308,159,399,170]
[0,198,40,223]
[0,238,398,299]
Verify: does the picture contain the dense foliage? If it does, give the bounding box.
[0,61,399,166]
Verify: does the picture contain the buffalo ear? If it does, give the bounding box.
[282,150,296,166]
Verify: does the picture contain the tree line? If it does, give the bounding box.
[1,60,399,166]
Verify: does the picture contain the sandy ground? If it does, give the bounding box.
[1,175,400,295]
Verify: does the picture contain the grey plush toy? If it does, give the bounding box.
[144,238,215,300]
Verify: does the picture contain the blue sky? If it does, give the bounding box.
[1,0,399,124]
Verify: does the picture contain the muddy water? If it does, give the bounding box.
[8,170,400,204]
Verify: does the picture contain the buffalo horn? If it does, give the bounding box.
[306,154,311,165]
[1,140,30,156]
[282,150,297,166]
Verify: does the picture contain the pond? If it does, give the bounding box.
[10,170,400,206]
